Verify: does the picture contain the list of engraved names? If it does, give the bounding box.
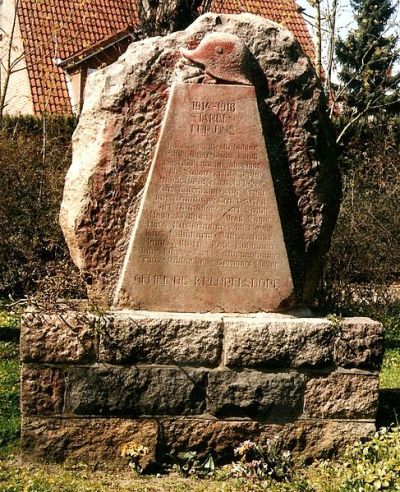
[135,95,279,288]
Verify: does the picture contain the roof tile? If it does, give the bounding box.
[17,0,313,115]
[18,0,138,114]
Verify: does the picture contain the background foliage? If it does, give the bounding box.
[336,0,399,116]
[0,116,85,300]
[315,116,400,391]
[316,115,400,314]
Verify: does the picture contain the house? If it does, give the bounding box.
[0,0,314,116]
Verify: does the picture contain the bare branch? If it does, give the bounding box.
[0,0,20,119]
[326,0,338,93]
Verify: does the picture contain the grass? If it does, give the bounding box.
[0,306,20,455]
[2,428,400,491]
[0,355,19,450]
[0,459,301,492]
[378,301,400,389]
[380,348,400,389]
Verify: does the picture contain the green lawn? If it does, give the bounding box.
[0,311,20,456]
[380,348,400,389]
[379,302,400,389]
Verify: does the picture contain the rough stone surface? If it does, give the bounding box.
[21,416,375,465]
[303,372,379,419]
[207,371,304,420]
[284,420,376,462]
[60,13,340,308]
[335,318,384,370]
[63,366,207,416]
[21,367,64,415]
[224,318,335,369]
[161,418,376,462]
[20,313,383,464]
[21,417,158,468]
[98,313,223,366]
[20,312,384,369]
[20,310,96,363]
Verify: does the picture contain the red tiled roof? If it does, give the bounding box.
[17,0,313,116]
[18,0,138,115]
[209,0,315,60]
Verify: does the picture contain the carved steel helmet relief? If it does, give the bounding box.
[180,32,252,85]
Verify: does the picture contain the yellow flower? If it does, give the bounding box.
[121,442,149,459]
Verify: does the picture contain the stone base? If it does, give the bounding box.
[20,310,384,467]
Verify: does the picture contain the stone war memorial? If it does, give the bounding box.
[20,13,384,467]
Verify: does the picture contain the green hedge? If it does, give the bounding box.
[315,116,400,314]
[0,116,85,299]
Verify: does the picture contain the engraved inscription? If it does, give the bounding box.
[114,84,294,312]
[191,100,237,135]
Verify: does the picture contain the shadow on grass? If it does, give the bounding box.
[378,389,400,429]
[0,326,20,343]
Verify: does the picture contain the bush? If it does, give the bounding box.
[342,427,400,490]
[316,116,400,315]
[0,116,85,300]
[229,440,293,482]
[310,427,400,492]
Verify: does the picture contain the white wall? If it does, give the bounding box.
[0,0,34,115]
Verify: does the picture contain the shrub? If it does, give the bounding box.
[0,116,85,300]
[316,117,400,315]
[341,427,400,490]
[230,440,293,482]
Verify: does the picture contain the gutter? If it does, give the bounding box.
[54,29,135,71]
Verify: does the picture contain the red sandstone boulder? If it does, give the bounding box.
[60,13,340,308]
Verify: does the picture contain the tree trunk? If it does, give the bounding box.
[315,0,322,78]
